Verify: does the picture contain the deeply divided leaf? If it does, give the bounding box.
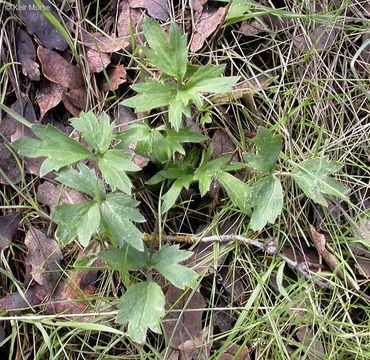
[98,245,150,272]
[101,193,145,251]
[150,245,197,289]
[98,149,141,194]
[116,281,165,344]
[142,17,188,81]
[57,163,106,199]
[12,124,90,177]
[243,127,282,174]
[70,111,114,154]
[248,175,283,231]
[53,200,100,247]
[217,171,251,214]
[292,157,348,206]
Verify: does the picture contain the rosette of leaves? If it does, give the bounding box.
[11,110,198,344]
[121,17,239,131]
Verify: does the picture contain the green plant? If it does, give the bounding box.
[7,17,350,346]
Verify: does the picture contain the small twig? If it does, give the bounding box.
[146,233,333,289]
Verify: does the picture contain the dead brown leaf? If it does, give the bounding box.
[100,65,127,92]
[86,49,111,73]
[117,4,143,39]
[0,97,37,184]
[164,285,205,350]
[0,212,22,250]
[17,0,68,51]
[37,46,84,89]
[129,0,169,21]
[293,26,337,55]
[0,288,40,315]
[190,6,226,52]
[37,79,63,120]
[81,31,129,53]
[63,88,87,111]
[211,130,239,162]
[37,181,86,213]
[296,326,326,360]
[45,273,96,315]
[239,19,266,36]
[16,29,40,81]
[310,225,344,279]
[191,0,208,17]
[24,226,63,301]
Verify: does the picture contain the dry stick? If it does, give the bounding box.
[154,234,333,290]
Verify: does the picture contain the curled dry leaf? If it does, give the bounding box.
[37,46,84,89]
[17,0,68,51]
[190,6,226,52]
[310,225,344,279]
[100,65,127,92]
[0,288,40,315]
[24,226,63,301]
[0,212,22,250]
[86,49,110,73]
[296,326,326,360]
[129,0,169,21]
[211,129,239,162]
[37,79,63,120]
[117,2,144,44]
[191,0,208,17]
[16,29,40,81]
[164,285,206,350]
[81,31,129,53]
[37,181,86,213]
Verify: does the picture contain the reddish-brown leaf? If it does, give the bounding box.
[0,288,40,315]
[24,226,63,301]
[310,225,344,279]
[17,0,68,51]
[0,98,37,184]
[37,79,63,120]
[0,212,22,250]
[81,31,129,53]
[190,6,226,52]
[86,49,111,73]
[100,65,127,92]
[37,46,84,89]
[129,0,169,21]
[16,29,40,81]
[118,2,144,41]
[37,181,86,213]
[164,285,205,349]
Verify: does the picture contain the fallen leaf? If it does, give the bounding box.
[86,49,111,73]
[191,0,208,17]
[99,65,127,92]
[45,272,96,315]
[211,129,239,162]
[37,181,86,213]
[0,288,40,315]
[310,225,344,279]
[190,6,226,52]
[296,326,326,360]
[164,285,205,349]
[239,19,266,36]
[16,29,40,81]
[10,123,45,176]
[17,0,69,51]
[129,0,169,21]
[37,46,84,89]
[63,88,87,110]
[81,31,129,53]
[0,212,22,250]
[0,97,37,184]
[37,79,63,120]
[293,26,337,55]
[62,92,82,117]
[24,226,63,301]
